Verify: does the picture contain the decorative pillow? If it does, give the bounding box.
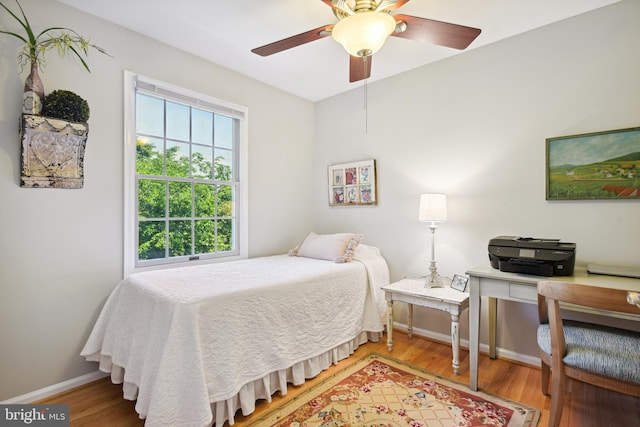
[289,232,364,263]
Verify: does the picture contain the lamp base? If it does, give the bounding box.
[424,274,444,288]
[424,259,443,288]
[424,221,444,288]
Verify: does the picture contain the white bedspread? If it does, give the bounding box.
[81,244,389,426]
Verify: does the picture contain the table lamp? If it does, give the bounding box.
[419,193,447,287]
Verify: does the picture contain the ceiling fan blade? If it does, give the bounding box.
[319,0,334,8]
[391,14,481,50]
[252,24,333,56]
[349,55,372,83]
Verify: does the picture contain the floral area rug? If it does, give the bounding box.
[246,352,539,427]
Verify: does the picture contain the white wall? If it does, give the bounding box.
[314,0,640,357]
[0,0,315,400]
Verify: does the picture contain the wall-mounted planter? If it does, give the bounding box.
[20,114,89,188]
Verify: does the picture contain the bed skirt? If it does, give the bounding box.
[100,330,381,426]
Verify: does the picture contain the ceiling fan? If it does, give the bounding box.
[252,0,481,83]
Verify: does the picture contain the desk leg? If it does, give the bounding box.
[386,300,393,352]
[488,297,497,360]
[407,303,413,339]
[451,312,461,375]
[469,276,480,391]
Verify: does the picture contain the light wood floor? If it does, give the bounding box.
[37,331,640,426]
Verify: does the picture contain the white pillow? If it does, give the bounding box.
[289,232,364,263]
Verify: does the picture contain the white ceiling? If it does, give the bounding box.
[57,0,621,102]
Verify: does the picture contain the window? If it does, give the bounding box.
[124,72,248,275]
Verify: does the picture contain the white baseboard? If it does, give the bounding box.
[392,322,541,367]
[1,371,108,404]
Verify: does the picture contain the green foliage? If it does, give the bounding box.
[136,138,234,261]
[0,0,110,72]
[42,89,90,122]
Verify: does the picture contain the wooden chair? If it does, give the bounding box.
[537,280,640,427]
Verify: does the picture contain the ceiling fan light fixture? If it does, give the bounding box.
[332,11,396,57]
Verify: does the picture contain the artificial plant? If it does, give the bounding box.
[0,0,108,73]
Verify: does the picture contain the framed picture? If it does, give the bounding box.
[546,127,640,200]
[328,159,377,206]
[450,274,469,292]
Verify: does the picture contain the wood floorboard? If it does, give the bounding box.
[35,331,640,426]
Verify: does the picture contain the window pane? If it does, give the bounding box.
[168,181,192,218]
[138,220,166,260]
[192,145,213,179]
[166,141,190,178]
[166,101,190,141]
[195,183,215,217]
[136,94,164,137]
[214,114,233,149]
[217,184,234,217]
[214,149,233,181]
[169,220,192,257]
[136,137,165,175]
[217,219,233,252]
[139,180,166,218]
[195,220,216,254]
[192,108,213,145]
[130,76,243,270]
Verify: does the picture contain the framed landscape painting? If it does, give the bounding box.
[328,159,377,206]
[546,127,640,200]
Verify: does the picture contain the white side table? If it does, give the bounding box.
[382,278,470,375]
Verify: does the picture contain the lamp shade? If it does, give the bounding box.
[418,193,447,222]
[332,11,396,57]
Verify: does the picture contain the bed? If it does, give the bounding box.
[81,235,389,426]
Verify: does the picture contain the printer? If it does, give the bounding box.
[488,236,576,276]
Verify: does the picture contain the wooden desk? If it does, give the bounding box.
[466,264,640,391]
[382,278,469,375]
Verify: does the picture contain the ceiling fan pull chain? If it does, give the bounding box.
[363,58,368,134]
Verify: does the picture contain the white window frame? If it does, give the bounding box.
[123,70,248,277]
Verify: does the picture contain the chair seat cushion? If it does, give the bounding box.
[537,320,640,384]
